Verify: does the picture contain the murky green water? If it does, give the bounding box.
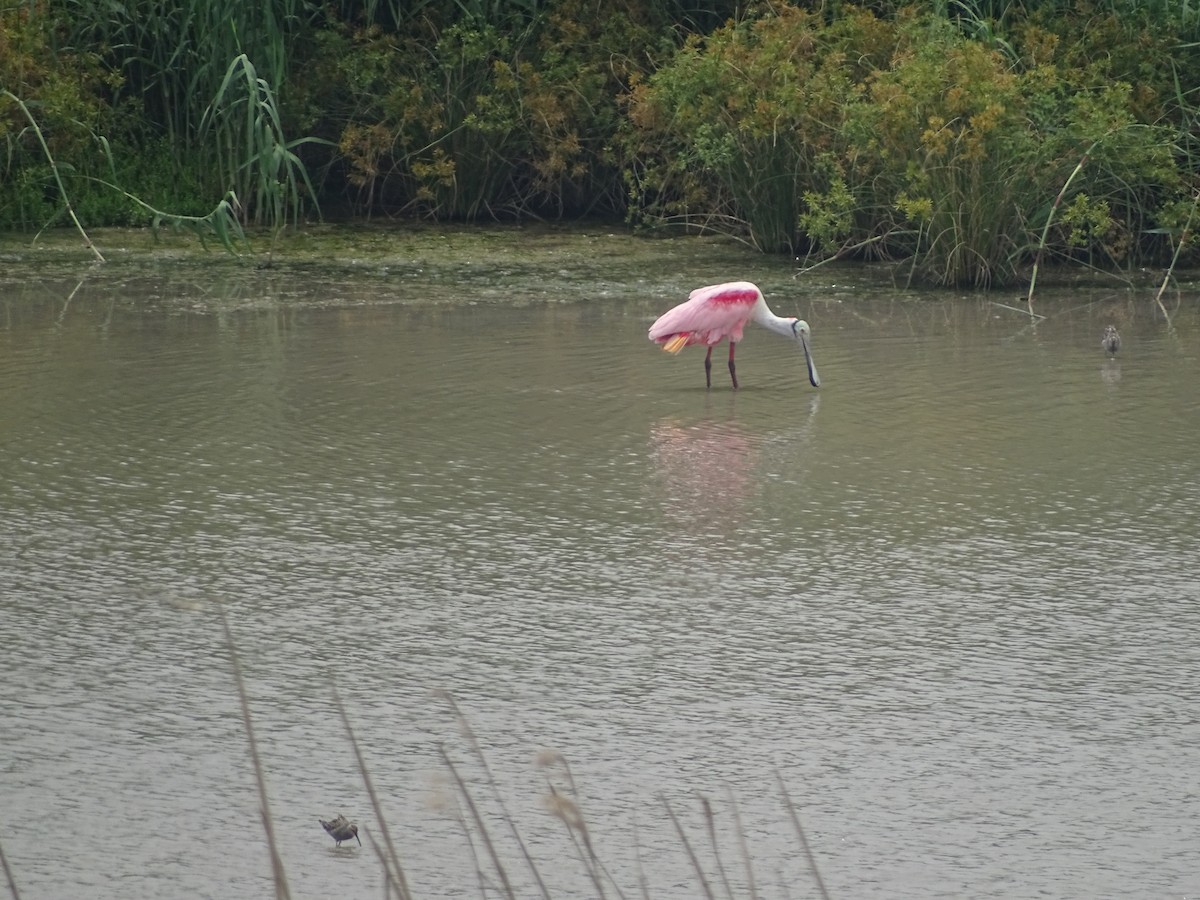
[3,225,1199,899]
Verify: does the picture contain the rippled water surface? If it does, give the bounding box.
[3,226,1199,899]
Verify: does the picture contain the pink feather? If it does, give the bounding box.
[648,282,762,348]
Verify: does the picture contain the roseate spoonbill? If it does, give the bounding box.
[320,814,361,847]
[1102,325,1121,355]
[648,281,819,389]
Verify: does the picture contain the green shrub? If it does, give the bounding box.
[848,15,1047,285]
[625,2,1193,286]
[0,4,110,229]
[625,6,887,253]
[309,0,664,221]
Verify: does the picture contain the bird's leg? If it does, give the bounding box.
[704,346,713,389]
[728,342,739,390]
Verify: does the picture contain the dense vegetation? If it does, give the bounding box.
[3,0,1200,286]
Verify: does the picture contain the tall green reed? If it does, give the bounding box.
[55,0,302,150]
[202,54,323,229]
[52,0,322,229]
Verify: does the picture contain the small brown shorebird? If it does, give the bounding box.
[1102,325,1121,355]
[320,814,361,847]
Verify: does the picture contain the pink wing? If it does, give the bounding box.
[648,282,761,347]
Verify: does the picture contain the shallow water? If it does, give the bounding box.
[2,226,1199,899]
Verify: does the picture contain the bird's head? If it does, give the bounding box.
[789,319,820,388]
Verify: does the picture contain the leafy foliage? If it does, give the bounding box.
[306,0,666,220]
[625,6,889,253]
[0,3,112,228]
[3,0,320,233]
[4,0,1200,282]
[623,2,1191,286]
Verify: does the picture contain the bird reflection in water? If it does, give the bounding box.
[649,394,820,538]
[649,419,759,533]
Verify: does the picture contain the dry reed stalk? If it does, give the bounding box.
[1026,150,1091,316]
[537,750,628,900]
[360,828,414,900]
[661,795,716,900]
[1154,192,1196,324]
[437,744,518,900]
[540,748,633,900]
[699,795,735,900]
[630,816,652,900]
[775,773,831,900]
[437,691,552,899]
[331,689,413,900]
[543,782,613,899]
[724,786,760,900]
[0,840,21,900]
[217,606,291,900]
[442,786,494,897]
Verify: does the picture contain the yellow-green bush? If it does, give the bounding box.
[624,2,1190,286]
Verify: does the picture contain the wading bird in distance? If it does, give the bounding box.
[1102,325,1121,355]
[648,281,820,389]
[320,814,361,847]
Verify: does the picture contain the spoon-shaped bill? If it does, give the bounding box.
[799,329,820,387]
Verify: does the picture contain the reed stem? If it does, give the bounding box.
[1026,150,1090,316]
[0,839,22,900]
[1155,190,1197,317]
[438,744,518,900]
[331,689,413,900]
[699,795,734,900]
[438,692,552,899]
[661,796,716,900]
[775,772,831,900]
[725,787,759,900]
[2,90,104,262]
[218,606,291,900]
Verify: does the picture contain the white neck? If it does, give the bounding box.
[752,296,796,337]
